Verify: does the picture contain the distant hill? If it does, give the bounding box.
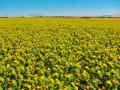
[112,13,120,17]
[101,15,112,17]
[99,13,120,18]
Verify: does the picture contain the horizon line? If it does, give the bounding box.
[0,15,120,18]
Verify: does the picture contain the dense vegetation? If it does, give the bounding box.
[0,18,120,90]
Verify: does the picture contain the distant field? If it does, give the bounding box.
[0,18,120,90]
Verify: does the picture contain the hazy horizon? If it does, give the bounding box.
[0,0,120,17]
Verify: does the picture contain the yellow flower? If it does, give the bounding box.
[53,73,59,78]
[64,85,69,90]
[83,70,88,77]
[103,63,107,67]
[74,86,78,90]
[7,87,12,90]
[40,76,46,80]
[18,74,23,79]
[6,64,10,68]
[105,72,111,77]
[107,62,113,67]
[64,74,72,78]
[75,63,81,68]
[111,79,119,84]
[11,80,16,85]
[55,79,61,85]
[19,65,24,70]
[11,70,16,75]
[37,86,41,89]
[86,85,90,90]
[92,56,97,60]
[75,70,80,76]
[50,78,55,84]
[106,80,112,85]
[0,77,4,82]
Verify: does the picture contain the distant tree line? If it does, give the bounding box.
[0,16,120,18]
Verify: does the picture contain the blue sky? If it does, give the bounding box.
[0,0,120,16]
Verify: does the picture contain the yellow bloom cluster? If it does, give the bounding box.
[0,17,120,89]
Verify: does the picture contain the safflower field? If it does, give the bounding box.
[0,17,120,90]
